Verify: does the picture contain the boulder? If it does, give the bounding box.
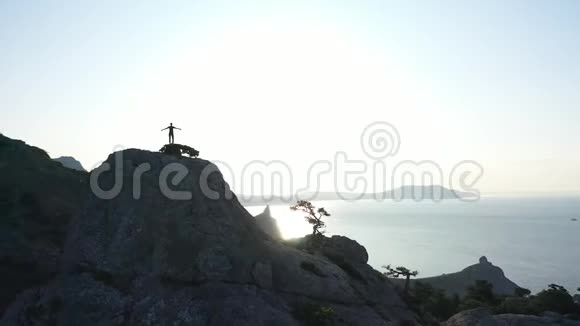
[285,235,369,265]
[445,308,580,326]
[320,235,369,264]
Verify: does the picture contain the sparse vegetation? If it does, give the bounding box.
[406,279,580,322]
[159,144,199,158]
[290,200,330,236]
[416,282,460,320]
[529,284,578,315]
[383,265,418,293]
[459,280,499,310]
[514,287,531,297]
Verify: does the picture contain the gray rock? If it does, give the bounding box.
[445,308,580,326]
[252,262,273,289]
[1,148,417,325]
[320,235,369,264]
[0,135,87,315]
[284,234,369,264]
[542,311,562,319]
[2,274,128,326]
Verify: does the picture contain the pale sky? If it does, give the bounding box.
[1,1,579,195]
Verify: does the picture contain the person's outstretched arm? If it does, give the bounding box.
[175,127,181,130]
[161,127,169,131]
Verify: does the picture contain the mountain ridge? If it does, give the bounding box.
[0,138,417,325]
[391,256,521,298]
[52,156,86,172]
[241,185,474,206]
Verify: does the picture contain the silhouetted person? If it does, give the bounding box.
[161,123,181,144]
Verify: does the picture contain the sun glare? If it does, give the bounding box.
[247,205,311,239]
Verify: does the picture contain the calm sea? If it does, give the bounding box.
[246,196,580,294]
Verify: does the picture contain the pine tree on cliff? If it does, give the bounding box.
[290,200,330,236]
[383,265,418,293]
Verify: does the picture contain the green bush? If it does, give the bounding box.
[494,284,579,316]
[412,282,459,320]
[464,280,497,306]
[408,281,580,320]
[514,287,532,297]
[495,297,534,315]
[458,298,488,311]
[529,284,577,315]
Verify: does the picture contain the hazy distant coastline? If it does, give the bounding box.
[240,185,475,206]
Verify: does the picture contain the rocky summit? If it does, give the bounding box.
[52,156,87,172]
[1,147,417,325]
[394,256,520,298]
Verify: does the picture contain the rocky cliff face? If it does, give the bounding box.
[1,148,416,325]
[0,135,87,315]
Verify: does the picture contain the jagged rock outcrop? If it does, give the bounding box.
[286,235,369,265]
[445,308,580,326]
[1,148,417,325]
[52,156,86,172]
[320,235,369,265]
[254,206,282,240]
[0,135,87,315]
[395,256,520,298]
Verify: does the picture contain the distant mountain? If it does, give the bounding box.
[391,256,521,298]
[240,185,474,206]
[53,156,86,172]
[308,186,475,200]
[380,185,475,200]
